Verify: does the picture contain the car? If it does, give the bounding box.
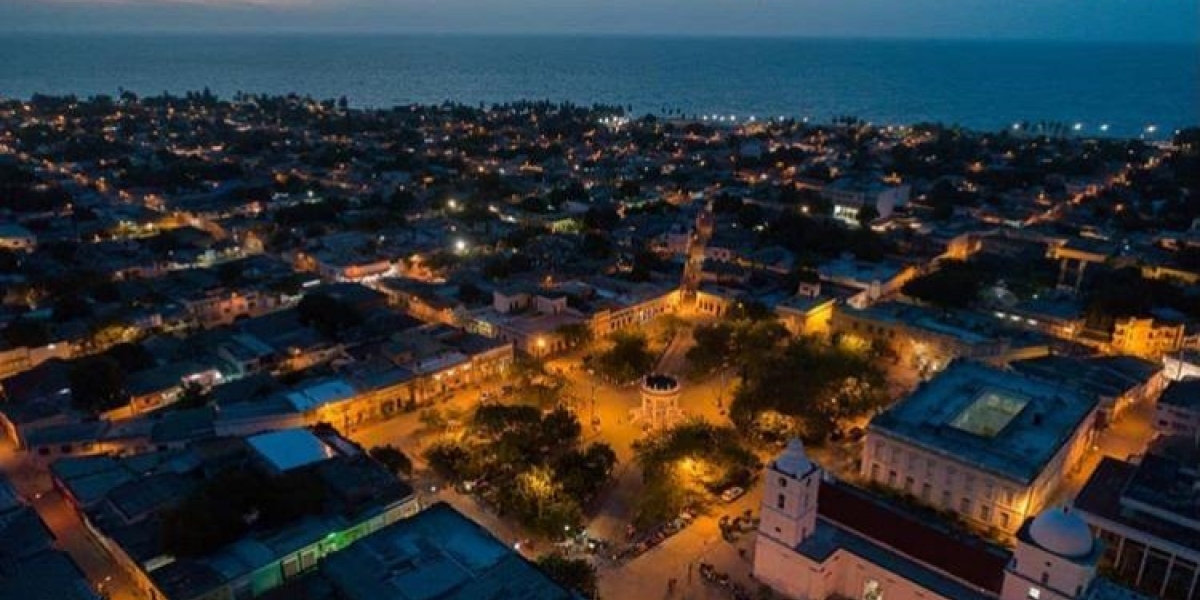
[720,486,745,503]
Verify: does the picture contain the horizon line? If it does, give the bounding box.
[3,28,1197,45]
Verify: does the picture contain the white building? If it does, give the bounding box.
[1154,378,1200,441]
[822,178,911,226]
[861,361,1099,535]
[753,440,1151,600]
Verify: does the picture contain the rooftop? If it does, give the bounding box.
[1074,456,1200,554]
[1159,378,1200,409]
[801,480,1009,598]
[869,361,1098,483]
[315,502,580,600]
[248,429,337,473]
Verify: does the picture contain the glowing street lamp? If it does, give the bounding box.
[454,239,467,253]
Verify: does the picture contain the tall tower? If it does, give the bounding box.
[757,439,820,548]
[1001,507,1101,600]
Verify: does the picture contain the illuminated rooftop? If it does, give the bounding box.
[869,361,1098,484]
[949,390,1029,438]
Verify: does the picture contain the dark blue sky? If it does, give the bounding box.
[3,0,1197,42]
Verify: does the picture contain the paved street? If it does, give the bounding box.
[598,482,763,600]
[0,450,144,600]
[1057,393,1157,502]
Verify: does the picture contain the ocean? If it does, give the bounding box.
[1,33,1196,137]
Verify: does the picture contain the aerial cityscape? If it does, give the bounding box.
[0,2,1198,600]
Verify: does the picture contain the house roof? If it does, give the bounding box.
[816,481,1009,595]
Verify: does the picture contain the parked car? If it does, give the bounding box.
[720,486,745,503]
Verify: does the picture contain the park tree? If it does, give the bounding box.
[731,337,886,443]
[369,445,413,477]
[593,331,656,383]
[537,553,599,598]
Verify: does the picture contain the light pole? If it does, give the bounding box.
[586,368,598,429]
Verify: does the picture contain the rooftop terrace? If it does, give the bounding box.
[869,361,1098,483]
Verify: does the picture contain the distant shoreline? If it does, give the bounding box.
[2,35,1195,137]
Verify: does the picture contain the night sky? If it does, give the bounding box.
[3,0,1197,42]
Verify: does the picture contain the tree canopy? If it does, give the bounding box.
[731,337,886,443]
[901,260,985,310]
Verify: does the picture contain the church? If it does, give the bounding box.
[753,440,1149,600]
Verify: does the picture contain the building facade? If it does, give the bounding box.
[861,362,1099,535]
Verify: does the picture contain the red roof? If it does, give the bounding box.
[818,481,1010,594]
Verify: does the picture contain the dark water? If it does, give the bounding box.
[1,33,1196,136]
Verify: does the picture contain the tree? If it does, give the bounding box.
[593,332,656,383]
[555,322,593,349]
[1,319,51,348]
[686,317,787,377]
[579,232,612,259]
[68,355,127,412]
[296,292,363,338]
[633,421,758,526]
[686,322,734,375]
[856,205,880,227]
[553,443,617,503]
[731,337,886,443]
[161,468,327,557]
[901,260,986,310]
[537,553,599,599]
[370,445,413,477]
[583,205,620,231]
[424,441,474,481]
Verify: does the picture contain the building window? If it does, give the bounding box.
[999,512,1010,529]
[777,494,786,510]
[980,504,991,522]
[960,498,971,514]
[1040,572,1049,585]
[779,477,787,487]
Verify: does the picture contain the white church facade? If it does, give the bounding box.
[753,440,1150,600]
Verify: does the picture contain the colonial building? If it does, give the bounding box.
[753,441,1150,600]
[861,361,1099,535]
[831,302,1016,374]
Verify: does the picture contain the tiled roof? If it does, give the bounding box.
[818,481,1010,594]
